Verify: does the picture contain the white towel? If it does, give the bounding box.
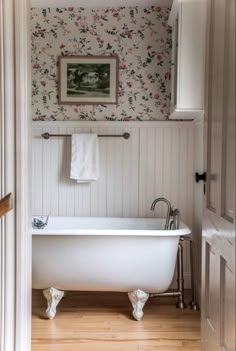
[70,133,99,183]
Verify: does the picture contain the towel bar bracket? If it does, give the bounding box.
[41,132,130,140]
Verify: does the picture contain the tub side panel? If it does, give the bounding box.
[32,235,179,293]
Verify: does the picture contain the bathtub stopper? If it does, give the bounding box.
[128,289,149,321]
[43,287,64,320]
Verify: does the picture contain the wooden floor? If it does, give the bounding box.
[32,290,200,351]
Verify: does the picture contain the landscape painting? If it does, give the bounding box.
[59,56,118,105]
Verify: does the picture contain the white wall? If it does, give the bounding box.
[32,120,195,288]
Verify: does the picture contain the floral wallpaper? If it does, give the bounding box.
[31,6,172,121]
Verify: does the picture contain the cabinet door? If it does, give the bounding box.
[177,1,206,110]
[169,0,207,119]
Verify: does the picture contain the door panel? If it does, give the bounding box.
[220,258,235,351]
[221,0,235,222]
[201,0,235,350]
[206,0,225,212]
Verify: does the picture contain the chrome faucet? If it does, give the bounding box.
[169,207,180,230]
[173,207,180,229]
[150,197,172,230]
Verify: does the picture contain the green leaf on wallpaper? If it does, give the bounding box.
[137,30,144,39]
[130,9,134,18]
[50,29,58,39]
[69,13,76,19]
[101,15,108,21]
[47,91,54,100]
[106,43,112,50]
[107,30,116,35]
[79,113,88,120]
[136,74,143,79]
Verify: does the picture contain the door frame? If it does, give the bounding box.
[0,0,31,350]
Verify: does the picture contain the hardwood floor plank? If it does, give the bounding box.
[32,290,200,351]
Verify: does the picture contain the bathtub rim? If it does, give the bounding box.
[31,216,191,236]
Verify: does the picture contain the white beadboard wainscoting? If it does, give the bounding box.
[32,121,195,288]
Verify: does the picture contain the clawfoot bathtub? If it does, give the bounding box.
[32,216,191,320]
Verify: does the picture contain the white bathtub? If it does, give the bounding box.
[32,216,191,320]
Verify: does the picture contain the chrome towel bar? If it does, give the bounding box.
[41,132,130,140]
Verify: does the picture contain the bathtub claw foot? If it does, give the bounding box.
[43,287,64,320]
[128,289,149,321]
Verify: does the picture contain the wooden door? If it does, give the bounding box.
[201,0,235,350]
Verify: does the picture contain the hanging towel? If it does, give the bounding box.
[70,133,99,183]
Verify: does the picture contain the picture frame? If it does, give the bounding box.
[58,55,119,105]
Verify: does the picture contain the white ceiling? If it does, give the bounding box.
[31,0,173,8]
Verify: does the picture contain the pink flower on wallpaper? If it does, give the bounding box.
[147,45,152,50]
[127,82,132,88]
[97,37,104,43]
[156,7,161,12]
[41,81,46,87]
[147,74,152,79]
[37,115,45,121]
[68,7,74,11]
[157,54,162,60]
[60,44,66,49]
[93,14,100,21]
[77,16,81,20]
[125,31,132,38]
[32,63,40,69]
[119,64,127,70]
[154,94,160,99]
[113,13,119,17]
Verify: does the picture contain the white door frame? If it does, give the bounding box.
[0,0,31,350]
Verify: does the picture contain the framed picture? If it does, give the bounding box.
[59,55,119,105]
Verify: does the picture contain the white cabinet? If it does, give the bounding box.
[168,0,207,119]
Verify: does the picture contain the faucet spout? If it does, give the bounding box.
[150,197,172,230]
